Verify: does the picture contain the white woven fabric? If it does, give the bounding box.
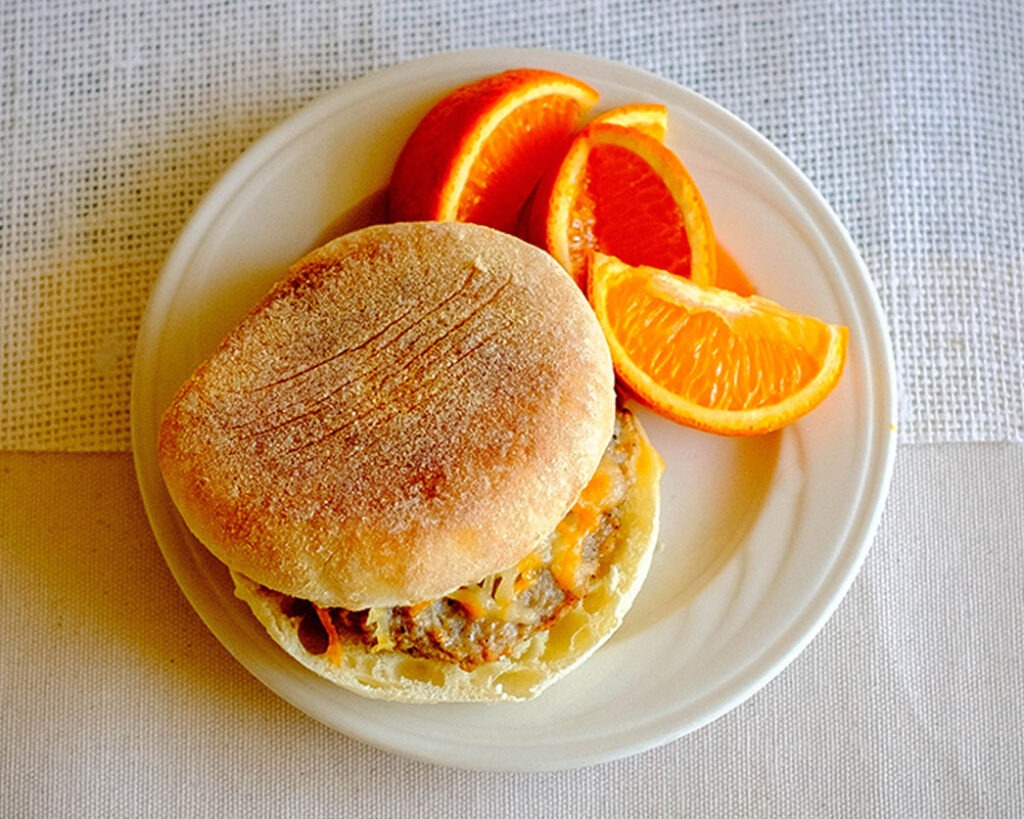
[2,445,1022,814]
[2,0,1022,449]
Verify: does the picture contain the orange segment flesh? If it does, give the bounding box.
[585,139,693,278]
[589,253,848,436]
[453,94,589,228]
[389,68,599,234]
[528,122,716,289]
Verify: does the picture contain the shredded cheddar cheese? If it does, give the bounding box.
[366,607,395,651]
[449,586,488,619]
[551,482,607,595]
[448,561,520,620]
[579,468,612,506]
[514,551,544,593]
[551,515,585,593]
[494,570,517,607]
[315,606,344,666]
[407,600,432,618]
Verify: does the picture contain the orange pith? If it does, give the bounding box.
[528,121,716,289]
[388,68,599,234]
[591,103,668,140]
[589,254,848,436]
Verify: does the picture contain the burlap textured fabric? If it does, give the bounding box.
[2,0,1022,449]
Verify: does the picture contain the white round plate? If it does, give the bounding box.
[132,48,897,771]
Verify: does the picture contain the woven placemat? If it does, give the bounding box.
[2,0,1021,450]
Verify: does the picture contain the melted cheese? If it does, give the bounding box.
[446,442,624,621]
[366,607,396,651]
[514,551,544,593]
[448,562,523,620]
[316,606,344,665]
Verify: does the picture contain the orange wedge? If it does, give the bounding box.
[589,253,848,436]
[589,106,762,297]
[388,68,599,234]
[527,121,716,289]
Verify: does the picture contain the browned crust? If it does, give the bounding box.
[158,222,615,608]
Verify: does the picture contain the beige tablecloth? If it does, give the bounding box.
[2,1,1022,815]
[3,444,1022,815]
